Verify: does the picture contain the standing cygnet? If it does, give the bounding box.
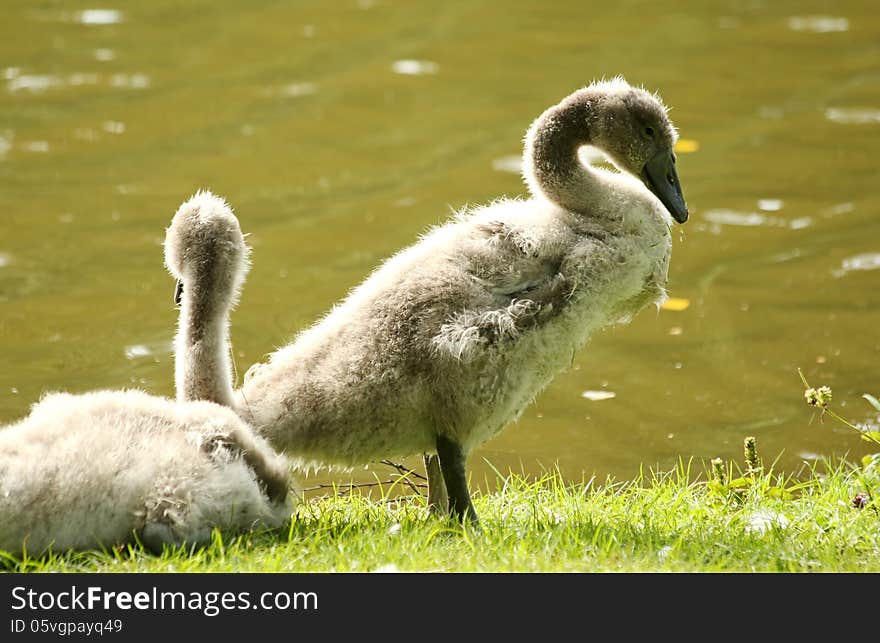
[236,78,688,522]
[0,191,291,554]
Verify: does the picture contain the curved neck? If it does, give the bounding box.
[175,278,235,407]
[523,93,607,214]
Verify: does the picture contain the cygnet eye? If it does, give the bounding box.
[644,126,655,137]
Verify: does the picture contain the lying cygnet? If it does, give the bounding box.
[0,191,291,553]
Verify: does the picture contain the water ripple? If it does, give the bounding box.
[757,199,783,212]
[7,74,61,93]
[7,71,151,93]
[703,210,766,227]
[491,155,521,173]
[22,141,50,153]
[279,82,317,97]
[823,202,854,216]
[76,9,123,25]
[70,73,101,87]
[703,209,811,230]
[787,16,849,33]
[101,121,125,134]
[391,60,438,76]
[110,73,151,89]
[0,131,12,159]
[124,341,172,361]
[581,390,616,401]
[825,108,880,125]
[835,253,880,276]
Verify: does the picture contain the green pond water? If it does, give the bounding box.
[1,0,879,493]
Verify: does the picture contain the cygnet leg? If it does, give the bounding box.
[424,454,448,513]
[435,435,478,524]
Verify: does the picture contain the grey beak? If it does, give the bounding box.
[174,279,184,306]
[641,150,688,223]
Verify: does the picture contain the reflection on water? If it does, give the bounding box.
[702,209,812,230]
[101,121,125,134]
[581,391,617,402]
[825,108,880,125]
[491,155,521,173]
[391,60,438,76]
[787,16,849,33]
[6,70,151,93]
[75,9,123,26]
[757,199,783,212]
[124,340,172,362]
[0,131,12,159]
[94,48,115,62]
[21,140,50,153]
[835,253,880,276]
[1,0,879,491]
[275,82,318,98]
[7,74,62,93]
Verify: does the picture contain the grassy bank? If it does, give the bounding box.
[3,456,879,573]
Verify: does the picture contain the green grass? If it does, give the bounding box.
[3,458,879,573]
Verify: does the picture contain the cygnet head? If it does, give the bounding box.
[525,77,688,223]
[164,190,249,312]
[584,78,687,222]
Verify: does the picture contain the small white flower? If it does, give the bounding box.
[744,510,789,535]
